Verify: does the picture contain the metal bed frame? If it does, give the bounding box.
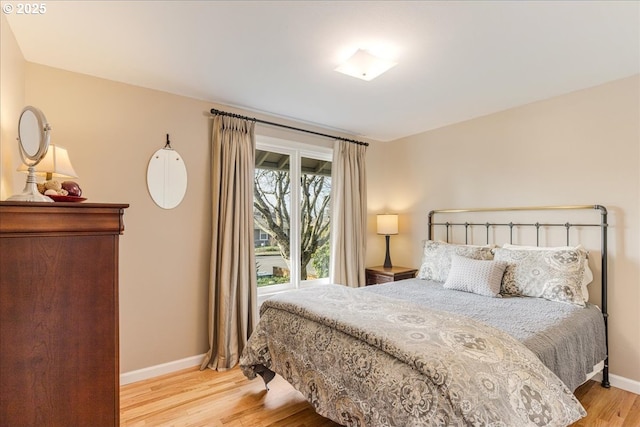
[427,205,610,388]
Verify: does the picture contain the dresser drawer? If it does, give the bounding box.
[365,266,418,286]
[366,272,394,285]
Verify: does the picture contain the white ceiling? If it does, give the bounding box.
[5,1,639,142]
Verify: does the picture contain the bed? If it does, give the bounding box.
[240,205,609,426]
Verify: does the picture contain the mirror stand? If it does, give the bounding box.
[6,106,54,202]
[8,165,53,202]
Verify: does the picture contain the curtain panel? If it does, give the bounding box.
[329,140,367,287]
[201,115,258,371]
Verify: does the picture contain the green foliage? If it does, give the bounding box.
[311,240,330,278]
[257,275,290,287]
[255,246,280,255]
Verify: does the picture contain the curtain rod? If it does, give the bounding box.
[210,108,369,147]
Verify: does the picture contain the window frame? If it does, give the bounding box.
[255,136,333,297]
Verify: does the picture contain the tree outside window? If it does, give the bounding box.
[253,144,331,291]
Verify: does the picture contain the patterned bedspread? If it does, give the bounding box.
[240,284,586,426]
[364,279,606,392]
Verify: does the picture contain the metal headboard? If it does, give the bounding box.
[428,205,609,388]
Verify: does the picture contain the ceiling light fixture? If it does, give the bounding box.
[335,49,397,81]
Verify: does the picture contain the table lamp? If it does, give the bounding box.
[377,214,398,268]
[18,144,78,181]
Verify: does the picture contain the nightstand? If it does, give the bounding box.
[365,266,418,286]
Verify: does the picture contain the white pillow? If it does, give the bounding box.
[443,254,508,298]
[502,244,593,301]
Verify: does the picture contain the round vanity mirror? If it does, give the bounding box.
[7,106,54,202]
[18,106,51,164]
[147,147,188,209]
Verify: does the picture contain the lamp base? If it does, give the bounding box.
[383,235,392,268]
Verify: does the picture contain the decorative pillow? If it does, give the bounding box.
[443,254,508,297]
[502,244,593,302]
[493,246,587,307]
[417,240,494,282]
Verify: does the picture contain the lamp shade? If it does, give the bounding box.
[18,144,78,179]
[377,214,398,235]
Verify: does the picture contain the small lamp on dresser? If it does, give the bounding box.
[377,214,398,268]
[18,144,78,181]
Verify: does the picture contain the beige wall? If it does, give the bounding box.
[366,75,640,383]
[0,14,25,199]
[3,60,348,372]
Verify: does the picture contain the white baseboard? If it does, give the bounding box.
[592,372,640,395]
[120,354,206,385]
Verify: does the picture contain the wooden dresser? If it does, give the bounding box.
[0,201,128,426]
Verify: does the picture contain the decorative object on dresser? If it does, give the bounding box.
[365,265,418,285]
[17,144,84,202]
[0,201,128,426]
[10,105,84,203]
[376,213,398,268]
[18,143,78,181]
[8,106,54,202]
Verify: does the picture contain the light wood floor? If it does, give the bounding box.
[121,367,640,426]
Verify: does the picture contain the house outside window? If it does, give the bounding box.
[254,227,272,247]
[254,137,332,295]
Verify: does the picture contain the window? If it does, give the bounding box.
[254,137,332,294]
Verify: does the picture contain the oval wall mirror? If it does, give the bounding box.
[147,146,188,209]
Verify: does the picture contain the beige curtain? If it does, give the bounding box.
[201,115,258,371]
[329,140,367,287]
